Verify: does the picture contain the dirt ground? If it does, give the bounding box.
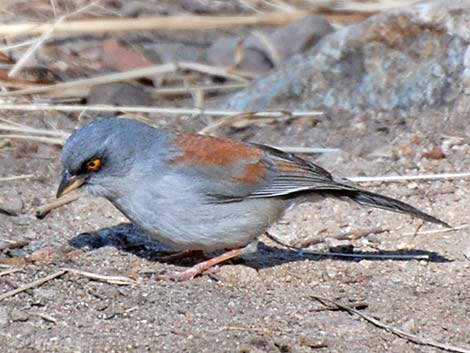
[0,107,469,353]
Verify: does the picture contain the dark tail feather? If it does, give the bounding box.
[339,188,450,228]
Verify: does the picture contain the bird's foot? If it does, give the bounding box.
[155,242,258,281]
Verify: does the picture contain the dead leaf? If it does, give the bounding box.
[102,38,154,71]
[422,147,446,160]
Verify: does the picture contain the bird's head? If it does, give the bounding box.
[56,117,164,199]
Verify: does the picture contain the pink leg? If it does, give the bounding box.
[157,242,258,281]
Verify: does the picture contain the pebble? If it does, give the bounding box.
[217,264,260,286]
[10,309,29,322]
[0,197,23,216]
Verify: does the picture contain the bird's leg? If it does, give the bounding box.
[157,241,258,281]
[158,250,205,262]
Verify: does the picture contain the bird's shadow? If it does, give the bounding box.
[68,223,451,268]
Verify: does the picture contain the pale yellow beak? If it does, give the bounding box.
[56,170,86,198]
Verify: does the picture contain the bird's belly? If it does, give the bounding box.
[113,196,286,251]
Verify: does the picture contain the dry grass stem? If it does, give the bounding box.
[402,224,468,237]
[0,134,65,145]
[0,11,309,36]
[349,173,470,183]
[0,38,37,51]
[251,30,281,66]
[36,194,80,219]
[34,312,57,323]
[0,122,69,137]
[308,252,430,260]
[8,17,64,77]
[149,83,246,97]
[1,62,252,97]
[199,111,321,135]
[0,103,324,118]
[0,268,23,277]
[0,269,67,301]
[311,295,470,353]
[178,62,255,82]
[0,174,34,182]
[65,268,134,285]
[2,63,177,96]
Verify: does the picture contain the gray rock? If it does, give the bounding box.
[227,0,470,113]
[208,15,333,73]
[87,83,150,106]
[0,197,23,216]
[217,264,260,286]
[142,42,205,64]
[10,309,29,322]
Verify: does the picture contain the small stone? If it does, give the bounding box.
[324,265,337,279]
[0,197,23,216]
[422,147,446,160]
[87,83,150,107]
[298,336,329,348]
[401,318,417,334]
[10,309,28,322]
[30,247,62,264]
[217,264,260,286]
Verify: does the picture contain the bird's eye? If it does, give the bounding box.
[86,158,101,171]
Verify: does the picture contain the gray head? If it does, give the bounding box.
[57,117,168,199]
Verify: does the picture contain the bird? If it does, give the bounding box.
[57,117,449,280]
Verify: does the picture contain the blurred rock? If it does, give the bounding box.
[10,309,29,322]
[142,43,206,64]
[0,196,23,216]
[227,0,470,113]
[208,15,334,73]
[217,264,260,286]
[30,246,62,264]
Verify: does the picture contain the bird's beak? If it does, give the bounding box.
[56,170,86,198]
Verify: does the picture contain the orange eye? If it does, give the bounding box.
[86,158,101,171]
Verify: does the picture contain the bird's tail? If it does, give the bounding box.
[332,187,450,228]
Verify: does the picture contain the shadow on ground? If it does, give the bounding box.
[68,223,451,268]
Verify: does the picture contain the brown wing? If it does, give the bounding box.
[171,133,354,202]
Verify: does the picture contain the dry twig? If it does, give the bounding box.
[0,268,23,277]
[8,17,64,78]
[0,134,65,145]
[0,103,324,118]
[0,269,67,302]
[2,63,177,96]
[34,312,57,323]
[36,194,80,219]
[0,122,69,137]
[149,83,246,97]
[0,174,34,182]
[311,295,470,353]
[0,12,309,36]
[65,268,134,285]
[402,224,468,237]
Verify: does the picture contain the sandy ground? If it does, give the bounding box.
[0,109,469,353]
